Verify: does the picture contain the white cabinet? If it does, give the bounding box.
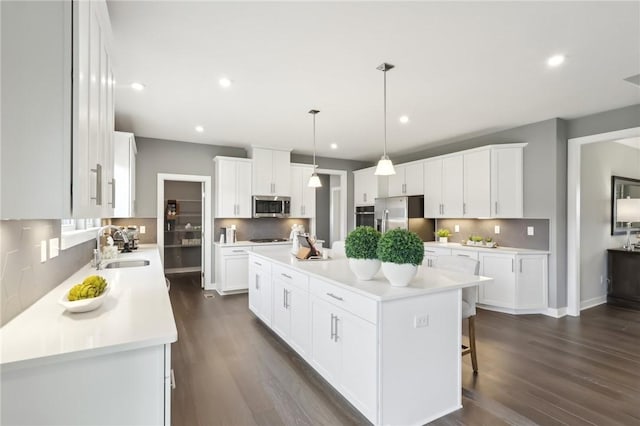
[478,252,548,311]
[424,156,464,218]
[113,132,137,217]
[491,145,525,218]
[423,246,452,268]
[272,265,310,357]
[251,147,291,196]
[1,344,170,425]
[387,162,424,197]
[353,167,385,206]
[213,157,252,218]
[1,0,115,219]
[290,164,316,218]
[462,149,491,218]
[215,246,252,294]
[248,256,273,325]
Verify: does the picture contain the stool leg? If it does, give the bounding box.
[468,315,478,373]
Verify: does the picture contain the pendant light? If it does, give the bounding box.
[374,62,396,176]
[308,109,322,188]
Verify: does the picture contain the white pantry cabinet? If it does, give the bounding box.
[353,167,386,206]
[113,132,137,217]
[213,157,252,218]
[387,161,424,197]
[215,245,252,294]
[251,147,291,196]
[1,0,115,219]
[491,144,525,218]
[290,164,316,218]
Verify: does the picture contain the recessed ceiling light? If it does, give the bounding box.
[330,143,338,150]
[130,82,145,91]
[219,78,232,88]
[547,54,565,67]
[195,125,204,133]
[399,115,410,124]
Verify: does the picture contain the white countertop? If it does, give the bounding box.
[214,240,291,247]
[249,250,492,302]
[0,245,177,372]
[424,241,550,255]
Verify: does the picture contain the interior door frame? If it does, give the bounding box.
[157,173,212,289]
[566,126,640,316]
[316,168,348,243]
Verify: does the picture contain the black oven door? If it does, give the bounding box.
[355,205,375,227]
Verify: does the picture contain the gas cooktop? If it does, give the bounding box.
[249,238,289,243]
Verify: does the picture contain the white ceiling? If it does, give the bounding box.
[108,1,640,162]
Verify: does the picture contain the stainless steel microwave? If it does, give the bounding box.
[252,196,291,218]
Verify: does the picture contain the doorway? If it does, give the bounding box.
[157,173,212,289]
[314,168,347,249]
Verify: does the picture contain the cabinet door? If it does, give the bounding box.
[516,255,547,309]
[259,267,273,325]
[423,159,443,218]
[463,150,491,217]
[221,254,249,291]
[340,311,377,422]
[252,148,272,195]
[235,160,253,218]
[271,150,291,196]
[87,4,103,216]
[248,261,261,316]
[387,165,405,197]
[300,167,316,218]
[216,160,237,217]
[354,168,377,206]
[272,278,291,340]
[442,156,464,217]
[310,297,341,384]
[288,285,310,356]
[491,147,523,218]
[479,253,516,307]
[290,166,305,217]
[113,132,133,217]
[100,40,114,218]
[404,162,424,196]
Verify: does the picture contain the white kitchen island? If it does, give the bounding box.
[0,245,177,426]
[247,250,492,426]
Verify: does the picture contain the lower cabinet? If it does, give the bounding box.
[271,265,310,357]
[478,252,547,311]
[1,344,172,425]
[607,249,640,310]
[248,256,272,325]
[215,246,251,294]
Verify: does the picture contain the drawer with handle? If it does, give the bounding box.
[450,249,478,260]
[310,277,377,324]
[220,246,252,257]
[250,256,272,274]
[272,264,309,292]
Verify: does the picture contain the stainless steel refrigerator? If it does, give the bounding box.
[374,195,435,241]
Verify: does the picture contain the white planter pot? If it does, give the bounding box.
[439,237,448,243]
[381,262,418,287]
[348,258,381,281]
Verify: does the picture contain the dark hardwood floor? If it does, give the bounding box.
[168,273,640,426]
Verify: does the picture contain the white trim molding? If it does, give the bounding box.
[546,307,568,318]
[580,295,607,311]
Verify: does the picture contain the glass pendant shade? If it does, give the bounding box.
[375,155,396,176]
[308,172,322,188]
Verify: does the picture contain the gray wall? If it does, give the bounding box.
[0,220,94,325]
[567,104,640,139]
[580,141,640,304]
[315,174,332,245]
[393,118,567,308]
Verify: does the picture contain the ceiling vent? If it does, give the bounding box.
[623,74,640,87]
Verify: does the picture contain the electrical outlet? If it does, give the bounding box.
[414,314,429,328]
[140,226,146,234]
[454,224,460,233]
[527,226,534,236]
[40,240,47,263]
[494,225,500,234]
[49,238,59,258]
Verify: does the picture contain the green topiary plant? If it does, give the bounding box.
[345,226,381,259]
[377,228,424,266]
[436,228,451,238]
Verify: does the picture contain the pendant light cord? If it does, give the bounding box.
[383,69,387,157]
[313,113,317,169]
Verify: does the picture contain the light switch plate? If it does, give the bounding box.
[414,314,429,328]
[454,224,460,233]
[494,225,500,234]
[527,226,534,236]
[140,226,146,234]
[49,238,59,258]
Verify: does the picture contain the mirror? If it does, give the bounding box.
[611,175,640,235]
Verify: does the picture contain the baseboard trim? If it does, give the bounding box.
[546,307,567,318]
[580,295,607,311]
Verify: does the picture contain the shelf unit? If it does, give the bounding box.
[164,195,202,274]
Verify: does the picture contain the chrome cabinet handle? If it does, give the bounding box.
[519,259,523,273]
[108,178,116,207]
[334,316,340,342]
[326,292,343,301]
[495,201,498,215]
[255,274,260,290]
[90,163,102,205]
[511,259,514,273]
[232,249,244,253]
[425,250,435,253]
[281,273,292,279]
[457,254,470,257]
[463,203,467,215]
[363,193,367,203]
[254,261,262,266]
[330,313,336,340]
[283,288,287,308]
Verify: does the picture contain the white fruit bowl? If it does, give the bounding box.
[59,285,110,313]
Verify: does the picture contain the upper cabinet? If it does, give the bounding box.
[0,0,115,219]
[387,162,424,197]
[213,157,252,218]
[462,149,491,218]
[424,156,464,218]
[290,164,316,218]
[251,148,291,196]
[113,132,137,218]
[353,167,385,206]
[491,144,525,218]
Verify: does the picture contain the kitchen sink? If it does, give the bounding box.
[103,259,150,269]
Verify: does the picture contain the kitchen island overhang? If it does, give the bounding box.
[247,250,492,425]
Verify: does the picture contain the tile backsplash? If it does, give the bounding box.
[0,220,94,326]
[214,218,311,242]
[106,217,157,244]
[435,218,550,250]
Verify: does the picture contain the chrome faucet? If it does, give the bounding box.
[95,225,129,270]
